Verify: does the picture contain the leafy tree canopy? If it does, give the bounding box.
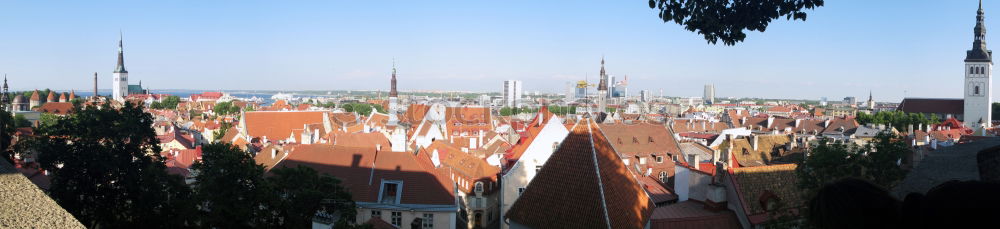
[18,102,194,228]
[649,0,824,45]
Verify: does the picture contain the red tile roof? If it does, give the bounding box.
[331,132,390,149]
[427,141,500,193]
[243,111,327,143]
[506,119,654,229]
[897,98,963,115]
[504,106,558,165]
[600,122,682,178]
[33,102,74,115]
[649,201,741,229]
[274,145,455,205]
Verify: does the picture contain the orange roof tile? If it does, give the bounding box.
[33,102,75,115]
[427,141,500,193]
[243,111,327,143]
[274,145,455,205]
[506,119,654,229]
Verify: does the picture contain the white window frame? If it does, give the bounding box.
[391,211,402,227]
[422,213,434,229]
[517,187,526,196]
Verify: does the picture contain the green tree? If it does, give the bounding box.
[13,114,31,128]
[796,133,907,196]
[37,113,60,129]
[499,107,513,116]
[214,101,241,116]
[0,110,15,163]
[213,122,233,143]
[268,165,357,228]
[191,143,275,228]
[161,96,181,109]
[648,0,825,45]
[372,104,386,114]
[18,102,194,228]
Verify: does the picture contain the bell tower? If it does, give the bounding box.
[965,0,993,130]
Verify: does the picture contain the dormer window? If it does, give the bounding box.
[475,182,484,193]
[379,180,402,204]
[633,137,639,143]
[648,136,654,143]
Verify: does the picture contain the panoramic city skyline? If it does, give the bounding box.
[0,1,990,101]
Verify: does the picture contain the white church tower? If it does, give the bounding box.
[965,0,993,131]
[112,33,129,102]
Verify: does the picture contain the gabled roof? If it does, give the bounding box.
[273,145,455,206]
[599,122,681,157]
[332,132,390,149]
[243,111,327,143]
[506,119,654,229]
[34,102,74,115]
[728,164,801,225]
[504,106,560,163]
[428,141,500,193]
[897,98,963,115]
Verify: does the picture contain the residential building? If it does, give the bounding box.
[426,141,502,228]
[499,107,569,228]
[274,145,458,229]
[505,119,654,229]
[704,84,715,105]
[503,80,522,108]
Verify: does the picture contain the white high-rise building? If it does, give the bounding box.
[112,35,129,102]
[640,90,650,102]
[703,84,715,105]
[503,80,522,108]
[965,1,993,130]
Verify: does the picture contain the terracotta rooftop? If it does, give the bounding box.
[649,201,741,229]
[273,144,455,205]
[428,141,500,193]
[243,111,327,143]
[34,102,75,115]
[506,119,654,229]
[331,132,390,149]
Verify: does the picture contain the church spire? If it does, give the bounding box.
[115,31,128,73]
[390,59,398,98]
[597,56,608,91]
[968,0,993,62]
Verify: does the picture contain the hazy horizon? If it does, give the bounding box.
[0,1,991,102]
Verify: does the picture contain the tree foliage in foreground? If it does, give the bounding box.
[193,143,359,228]
[649,0,825,45]
[796,132,908,196]
[19,102,195,228]
[191,143,274,228]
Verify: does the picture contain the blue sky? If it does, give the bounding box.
[0,1,991,101]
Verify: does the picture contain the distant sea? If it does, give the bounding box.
[67,90,337,105]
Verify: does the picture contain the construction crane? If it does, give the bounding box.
[576,80,594,88]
